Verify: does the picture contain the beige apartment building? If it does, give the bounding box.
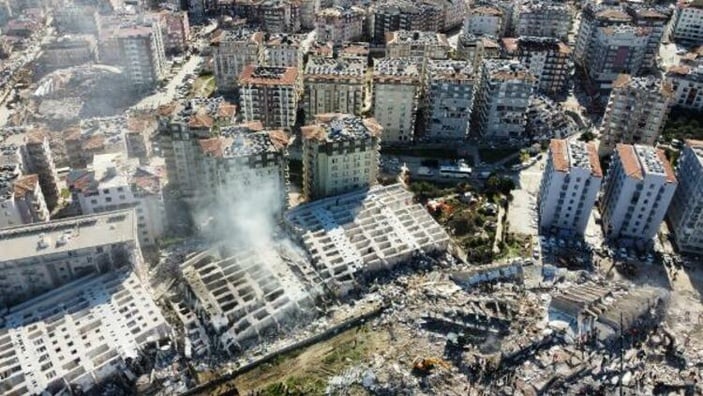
[372,58,422,144]
[304,56,367,119]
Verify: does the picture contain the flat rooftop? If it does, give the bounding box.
[301,113,382,143]
[0,210,137,262]
[483,59,535,82]
[0,270,170,395]
[427,60,475,82]
[304,57,366,78]
[385,30,449,46]
[285,184,451,292]
[616,144,676,183]
[373,57,421,82]
[199,129,290,158]
[239,66,298,86]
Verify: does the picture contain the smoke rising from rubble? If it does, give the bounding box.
[195,171,284,250]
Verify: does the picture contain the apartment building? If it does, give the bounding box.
[300,0,319,29]
[599,74,673,156]
[667,140,703,253]
[212,29,264,92]
[424,60,476,140]
[301,113,381,200]
[239,66,300,129]
[574,3,668,81]
[457,33,501,69]
[367,0,443,43]
[198,126,290,212]
[385,30,450,61]
[68,153,165,248]
[666,60,703,111]
[39,35,97,72]
[125,116,158,164]
[114,21,167,93]
[669,0,703,46]
[304,56,367,118]
[262,33,305,70]
[53,5,99,34]
[514,1,571,40]
[503,36,571,96]
[0,210,141,308]
[463,6,503,37]
[23,129,59,211]
[158,10,190,55]
[0,144,49,229]
[158,98,237,198]
[261,0,301,33]
[474,59,535,140]
[315,6,365,43]
[601,144,677,242]
[0,270,170,395]
[538,139,602,236]
[372,58,422,143]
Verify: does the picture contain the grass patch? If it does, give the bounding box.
[478,148,519,164]
[190,75,216,98]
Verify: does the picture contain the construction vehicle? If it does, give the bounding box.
[411,356,451,376]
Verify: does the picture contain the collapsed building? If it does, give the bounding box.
[285,184,451,295]
[0,269,171,396]
[176,248,316,354]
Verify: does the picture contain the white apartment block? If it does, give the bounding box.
[599,74,673,156]
[514,1,571,40]
[424,60,476,140]
[198,126,290,212]
[0,270,170,396]
[668,140,703,254]
[463,6,503,37]
[601,144,677,242]
[474,59,535,140]
[115,22,167,92]
[262,33,305,70]
[670,0,703,46]
[588,25,649,88]
[212,29,263,92]
[0,210,141,308]
[0,143,49,228]
[239,66,300,129]
[68,153,165,248]
[315,6,365,43]
[301,113,381,200]
[304,56,367,118]
[666,60,703,111]
[385,30,450,61]
[538,139,602,237]
[372,58,421,144]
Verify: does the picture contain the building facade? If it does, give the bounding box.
[304,56,367,118]
[538,139,602,236]
[474,59,535,140]
[668,140,703,254]
[0,158,49,229]
[238,66,300,129]
[115,21,167,92]
[372,58,422,143]
[599,74,673,156]
[463,6,503,37]
[367,0,443,44]
[670,0,703,46]
[600,144,677,242]
[385,30,450,61]
[424,60,476,140]
[302,113,381,200]
[212,29,263,92]
[506,37,571,96]
[314,6,365,43]
[23,129,59,211]
[514,1,571,40]
[666,58,703,111]
[262,33,305,70]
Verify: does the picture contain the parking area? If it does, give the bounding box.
[508,158,543,236]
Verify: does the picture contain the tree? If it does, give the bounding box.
[579,131,595,142]
[485,176,515,196]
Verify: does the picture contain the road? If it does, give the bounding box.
[133,55,203,110]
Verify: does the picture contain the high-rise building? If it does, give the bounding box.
[666,52,703,111]
[503,36,571,96]
[599,74,673,156]
[23,129,59,211]
[423,60,476,140]
[600,144,677,242]
[261,0,301,33]
[304,56,367,118]
[0,143,49,228]
[315,6,365,43]
[586,25,649,89]
[463,6,504,37]
[368,0,444,44]
[212,29,264,92]
[372,58,422,143]
[300,0,320,29]
[385,30,450,61]
[114,20,167,92]
[514,1,571,40]
[538,139,602,237]
[301,113,381,200]
[262,33,305,70]
[157,10,190,55]
[669,0,703,46]
[238,66,300,129]
[668,140,703,254]
[457,33,501,69]
[67,153,165,248]
[0,210,142,308]
[474,59,535,140]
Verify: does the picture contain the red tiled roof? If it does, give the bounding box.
[616,144,643,180]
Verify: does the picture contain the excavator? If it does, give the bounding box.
[412,356,451,376]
